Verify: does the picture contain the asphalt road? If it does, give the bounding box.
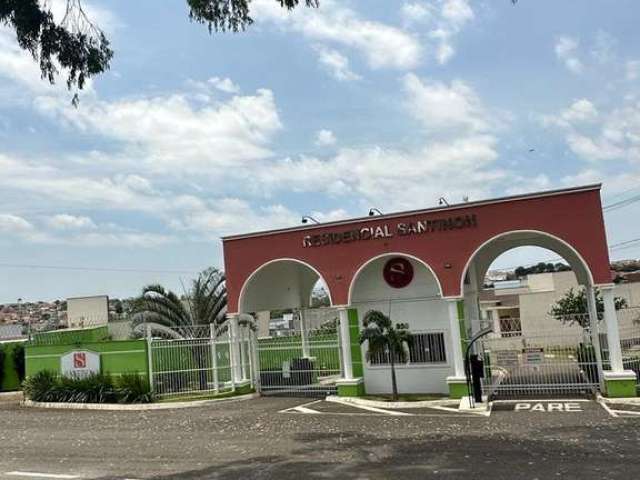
[0,397,638,480]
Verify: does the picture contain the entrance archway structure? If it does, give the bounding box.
[222,185,636,398]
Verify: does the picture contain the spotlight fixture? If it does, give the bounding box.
[438,197,449,206]
[368,208,383,216]
[301,216,320,224]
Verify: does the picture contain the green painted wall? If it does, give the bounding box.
[31,325,110,346]
[348,308,364,379]
[0,340,26,391]
[605,377,637,398]
[448,380,469,399]
[25,339,148,378]
[457,300,468,354]
[338,381,365,397]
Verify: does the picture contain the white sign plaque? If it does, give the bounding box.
[61,350,101,378]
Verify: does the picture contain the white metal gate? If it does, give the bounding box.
[479,316,604,399]
[257,326,342,397]
[149,325,255,398]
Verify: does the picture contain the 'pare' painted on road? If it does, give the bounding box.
[514,402,583,412]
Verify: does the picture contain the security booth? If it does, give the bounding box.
[222,184,637,399]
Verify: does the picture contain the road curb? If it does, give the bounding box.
[0,391,23,403]
[21,392,259,411]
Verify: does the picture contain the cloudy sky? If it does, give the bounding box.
[1,0,639,302]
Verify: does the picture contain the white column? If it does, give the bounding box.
[338,307,353,380]
[602,286,624,372]
[228,314,243,383]
[299,309,311,358]
[210,323,219,393]
[585,286,605,391]
[466,262,482,336]
[447,299,466,379]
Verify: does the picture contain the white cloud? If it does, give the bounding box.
[313,45,361,81]
[401,2,434,25]
[314,129,337,146]
[555,36,584,74]
[34,86,282,174]
[542,98,599,128]
[0,214,34,234]
[252,0,422,70]
[591,30,617,64]
[252,74,507,211]
[208,76,240,94]
[626,60,640,81]
[545,98,640,164]
[403,73,489,134]
[47,214,97,230]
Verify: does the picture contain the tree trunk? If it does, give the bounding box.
[389,348,399,401]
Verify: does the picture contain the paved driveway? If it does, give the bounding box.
[0,397,638,479]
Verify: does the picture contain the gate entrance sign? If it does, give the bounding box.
[61,350,100,378]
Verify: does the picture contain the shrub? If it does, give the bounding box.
[23,370,153,404]
[117,373,153,404]
[0,347,5,388]
[57,373,118,403]
[23,370,59,402]
[12,344,25,382]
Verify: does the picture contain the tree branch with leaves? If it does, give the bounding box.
[0,0,318,103]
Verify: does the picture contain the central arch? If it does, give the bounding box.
[348,252,453,395]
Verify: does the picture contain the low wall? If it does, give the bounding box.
[0,340,26,391]
[26,339,149,378]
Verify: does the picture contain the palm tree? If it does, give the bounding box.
[359,310,411,401]
[132,267,254,391]
[132,267,228,339]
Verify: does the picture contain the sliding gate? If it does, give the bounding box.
[257,326,342,397]
[479,316,604,399]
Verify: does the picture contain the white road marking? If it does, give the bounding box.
[6,472,80,479]
[596,397,619,418]
[611,409,640,416]
[340,403,411,416]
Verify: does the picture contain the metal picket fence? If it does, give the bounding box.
[479,314,605,399]
[257,325,342,397]
[149,324,256,398]
[618,307,640,390]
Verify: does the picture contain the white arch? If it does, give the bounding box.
[459,229,596,296]
[347,252,443,305]
[237,257,333,313]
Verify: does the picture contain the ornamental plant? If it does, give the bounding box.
[359,310,411,401]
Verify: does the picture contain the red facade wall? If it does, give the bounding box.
[222,186,611,312]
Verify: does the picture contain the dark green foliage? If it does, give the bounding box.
[576,343,599,384]
[117,373,153,404]
[1,0,317,98]
[133,267,234,338]
[359,310,411,401]
[23,371,153,404]
[11,344,25,382]
[188,0,317,32]
[514,262,571,279]
[549,288,628,327]
[0,0,113,104]
[0,347,5,387]
[22,370,59,402]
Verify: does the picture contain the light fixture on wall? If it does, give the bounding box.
[438,197,449,206]
[368,208,383,216]
[301,216,320,224]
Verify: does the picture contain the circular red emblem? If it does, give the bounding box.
[383,257,414,289]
